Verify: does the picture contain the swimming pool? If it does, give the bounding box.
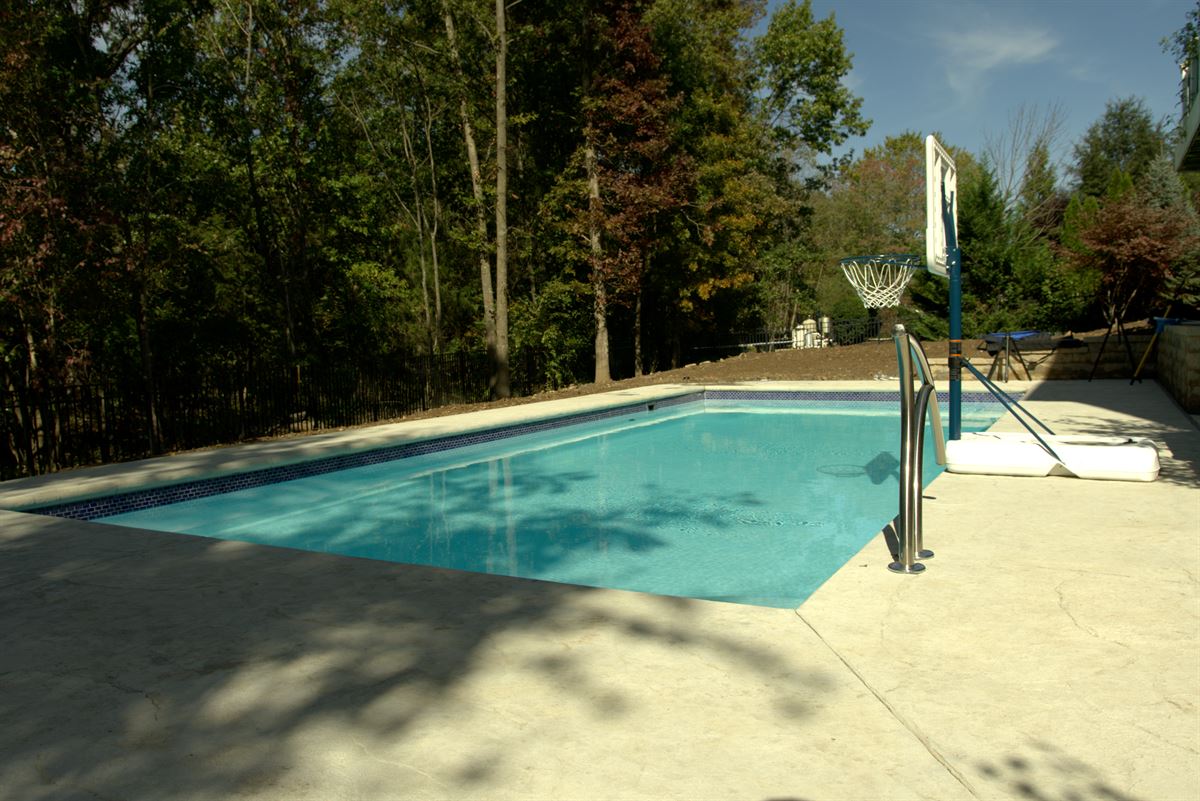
[34,390,1009,607]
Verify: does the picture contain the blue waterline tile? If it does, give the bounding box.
[30,388,1014,521]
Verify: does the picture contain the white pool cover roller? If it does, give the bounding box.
[945,432,1160,482]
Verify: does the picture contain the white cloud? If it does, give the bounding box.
[930,22,1058,99]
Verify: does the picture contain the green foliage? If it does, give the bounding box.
[1072,97,1164,198]
[805,133,922,264]
[510,278,593,389]
[1163,251,1200,312]
[754,0,869,153]
[1106,169,1135,200]
[955,163,1097,333]
[808,132,941,330]
[957,162,1019,331]
[753,239,818,328]
[1027,247,1101,329]
[903,273,949,340]
[809,136,1097,339]
[0,0,875,398]
[1061,193,1101,253]
[1163,0,1200,64]
[644,0,865,349]
[1017,140,1061,237]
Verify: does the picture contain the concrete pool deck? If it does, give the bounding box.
[0,379,1196,800]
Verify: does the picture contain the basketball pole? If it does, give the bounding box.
[943,186,962,441]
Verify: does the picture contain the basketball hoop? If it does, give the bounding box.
[838,254,922,309]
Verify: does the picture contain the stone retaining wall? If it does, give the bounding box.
[927,332,1156,382]
[1156,323,1200,413]
[904,328,1198,411]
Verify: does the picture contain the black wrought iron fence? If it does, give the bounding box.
[0,322,903,481]
[0,349,581,481]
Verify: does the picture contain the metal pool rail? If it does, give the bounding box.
[889,324,946,574]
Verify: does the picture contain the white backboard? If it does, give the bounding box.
[925,134,957,278]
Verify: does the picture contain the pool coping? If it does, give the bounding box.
[0,380,1025,513]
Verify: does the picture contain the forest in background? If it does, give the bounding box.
[3,0,1200,477]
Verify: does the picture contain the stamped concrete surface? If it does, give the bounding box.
[0,380,1196,800]
[799,380,1200,801]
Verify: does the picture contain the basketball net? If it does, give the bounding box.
[838,254,921,309]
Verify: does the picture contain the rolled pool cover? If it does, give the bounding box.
[945,432,1160,482]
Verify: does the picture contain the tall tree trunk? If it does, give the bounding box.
[493,0,511,397]
[442,6,496,367]
[135,279,161,453]
[398,111,434,353]
[422,95,443,354]
[136,56,161,453]
[586,140,610,383]
[17,309,41,472]
[634,291,643,377]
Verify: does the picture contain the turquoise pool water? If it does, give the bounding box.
[95,399,1002,607]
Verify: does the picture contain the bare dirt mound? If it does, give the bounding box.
[394,338,969,424]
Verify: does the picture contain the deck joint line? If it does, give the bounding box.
[793,607,982,799]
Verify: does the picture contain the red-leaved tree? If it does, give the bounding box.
[1070,190,1197,327]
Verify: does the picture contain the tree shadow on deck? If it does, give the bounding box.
[0,506,836,800]
[974,740,1151,801]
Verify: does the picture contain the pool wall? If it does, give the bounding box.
[1,383,1022,519]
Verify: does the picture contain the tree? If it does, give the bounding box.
[805,133,928,295]
[492,0,513,395]
[442,0,498,367]
[800,132,945,331]
[1072,97,1165,197]
[0,0,151,466]
[984,102,1066,211]
[1163,0,1200,65]
[189,0,351,375]
[582,1,693,380]
[107,0,210,449]
[2,0,988,477]
[436,0,513,395]
[1141,150,1196,212]
[338,0,453,357]
[958,163,1011,292]
[1067,185,1197,328]
[1140,153,1200,311]
[629,0,864,363]
[1017,138,1063,238]
[754,0,868,154]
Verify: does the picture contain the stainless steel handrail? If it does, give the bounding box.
[889,324,942,574]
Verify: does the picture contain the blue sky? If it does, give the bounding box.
[772,0,1191,181]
